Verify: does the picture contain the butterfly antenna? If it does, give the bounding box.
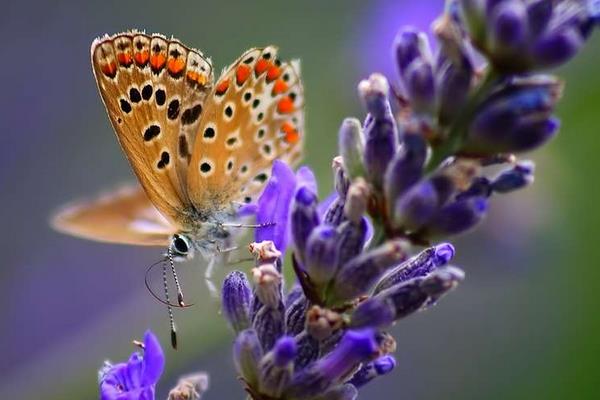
[167,248,186,307]
[162,259,178,350]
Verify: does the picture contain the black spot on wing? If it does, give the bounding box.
[144,125,161,141]
[181,104,202,125]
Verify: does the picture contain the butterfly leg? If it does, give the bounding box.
[221,222,275,229]
[204,256,218,299]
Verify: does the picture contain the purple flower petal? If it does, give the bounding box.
[141,331,165,387]
[256,160,298,252]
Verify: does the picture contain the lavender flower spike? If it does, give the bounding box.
[222,271,252,333]
[99,330,165,400]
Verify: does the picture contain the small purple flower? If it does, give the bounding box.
[99,331,165,400]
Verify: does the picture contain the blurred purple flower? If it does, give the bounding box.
[99,331,164,400]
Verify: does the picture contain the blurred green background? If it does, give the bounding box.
[1,0,599,398]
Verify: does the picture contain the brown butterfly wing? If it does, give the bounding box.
[91,31,214,227]
[186,46,304,210]
[51,185,175,246]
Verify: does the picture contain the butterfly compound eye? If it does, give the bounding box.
[171,234,192,258]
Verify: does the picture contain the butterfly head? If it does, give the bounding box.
[170,233,195,261]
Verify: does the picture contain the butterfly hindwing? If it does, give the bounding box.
[91,31,214,227]
[51,185,175,246]
[186,46,304,210]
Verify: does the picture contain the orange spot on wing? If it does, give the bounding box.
[272,79,288,96]
[215,79,230,95]
[167,57,186,75]
[254,59,271,76]
[100,61,117,77]
[236,64,252,85]
[281,122,300,144]
[134,51,149,66]
[277,96,295,114]
[117,53,133,67]
[266,66,281,82]
[186,71,207,86]
[150,54,166,71]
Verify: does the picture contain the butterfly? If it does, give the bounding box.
[51,31,304,262]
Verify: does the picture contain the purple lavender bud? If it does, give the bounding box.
[348,355,397,388]
[373,243,456,294]
[358,73,391,120]
[286,330,378,398]
[394,28,424,72]
[333,157,351,197]
[337,218,369,270]
[292,187,321,262]
[526,0,553,35]
[464,76,562,154]
[404,58,436,112]
[455,176,493,201]
[359,74,399,188]
[259,337,297,398]
[253,302,285,352]
[286,295,309,336]
[304,225,340,286]
[490,1,528,49]
[352,266,464,329]
[233,329,263,387]
[272,336,297,367]
[222,271,252,333]
[420,266,465,300]
[423,196,488,237]
[330,240,409,304]
[491,161,535,193]
[532,27,585,68]
[339,118,366,180]
[436,52,474,125]
[393,179,440,231]
[384,133,427,209]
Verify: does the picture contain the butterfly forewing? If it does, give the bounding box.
[186,46,304,210]
[91,31,214,227]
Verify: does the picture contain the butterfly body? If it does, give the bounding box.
[52,31,304,260]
